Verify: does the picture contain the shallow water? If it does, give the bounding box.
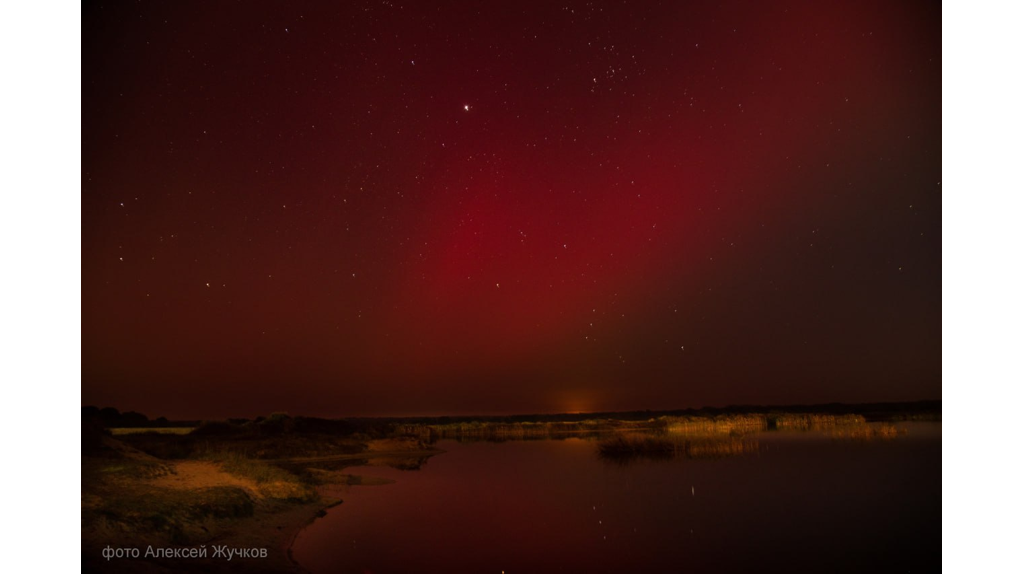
[292,423,940,573]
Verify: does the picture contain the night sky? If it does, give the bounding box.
[82,1,941,419]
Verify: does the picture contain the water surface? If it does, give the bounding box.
[293,423,940,573]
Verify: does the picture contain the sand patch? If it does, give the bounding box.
[149,461,263,499]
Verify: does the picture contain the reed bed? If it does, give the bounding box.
[769,413,866,430]
[659,414,768,435]
[395,412,902,444]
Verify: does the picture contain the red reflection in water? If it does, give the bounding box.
[293,426,939,573]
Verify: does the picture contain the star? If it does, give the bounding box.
[463,104,470,112]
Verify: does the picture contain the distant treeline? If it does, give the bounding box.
[81,406,195,429]
[82,400,940,430]
[343,400,941,426]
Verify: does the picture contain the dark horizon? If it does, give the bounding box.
[84,398,941,424]
[83,1,940,420]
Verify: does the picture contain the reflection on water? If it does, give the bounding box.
[597,420,907,462]
[292,423,940,574]
[597,433,760,462]
[828,422,905,440]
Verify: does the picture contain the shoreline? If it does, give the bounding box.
[82,444,446,573]
[284,497,345,573]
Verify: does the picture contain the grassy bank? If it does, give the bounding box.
[81,418,441,573]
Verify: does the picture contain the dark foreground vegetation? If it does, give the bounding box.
[81,401,938,572]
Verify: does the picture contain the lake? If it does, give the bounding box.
[292,423,940,573]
